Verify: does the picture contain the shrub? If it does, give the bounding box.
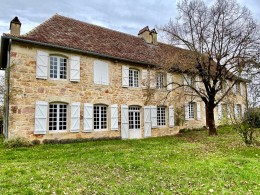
[3,137,32,148]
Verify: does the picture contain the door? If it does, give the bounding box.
[128,106,141,139]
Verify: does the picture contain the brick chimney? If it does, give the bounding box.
[138,26,152,44]
[10,16,21,36]
[150,29,158,45]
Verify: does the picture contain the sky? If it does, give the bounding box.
[0,0,260,38]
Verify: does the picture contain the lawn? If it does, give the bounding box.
[0,127,259,194]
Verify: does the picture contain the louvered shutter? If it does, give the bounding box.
[185,103,189,119]
[34,101,48,134]
[121,105,129,139]
[83,103,93,132]
[142,69,148,88]
[197,102,201,120]
[70,56,80,82]
[144,106,152,137]
[169,106,174,127]
[36,51,48,79]
[111,104,118,130]
[218,103,222,119]
[150,70,156,89]
[70,102,80,132]
[167,73,173,91]
[240,82,243,95]
[151,106,157,128]
[122,65,129,87]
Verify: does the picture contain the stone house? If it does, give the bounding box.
[0,15,247,141]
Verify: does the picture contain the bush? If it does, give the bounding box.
[244,109,260,128]
[3,137,32,148]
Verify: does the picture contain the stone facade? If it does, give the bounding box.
[5,41,247,141]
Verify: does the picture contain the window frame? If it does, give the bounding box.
[156,73,165,89]
[157,106,166,126]
[188,102,195,119]
[49,55,68,80]
[48,103,68,132]
[129,69,140,87]
[128,106,141,130]
[93,104,108,131]
[184,75,195,91]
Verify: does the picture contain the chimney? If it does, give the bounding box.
[138,26,152,44]
[10,16,21,36]
[150,29,158,45]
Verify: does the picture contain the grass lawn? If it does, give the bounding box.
[0,127,259,194]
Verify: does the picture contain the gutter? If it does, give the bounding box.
[1,35,155,68]
[4,39,12,138]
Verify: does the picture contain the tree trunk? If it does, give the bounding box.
[206,103,217,136]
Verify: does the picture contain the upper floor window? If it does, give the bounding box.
[50,56,67,79]
[156,73,165,89]
[184,75,195,91]
[49,103,68,131]
[129,69,139,87]
[94,105,107,130]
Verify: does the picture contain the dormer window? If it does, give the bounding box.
[129,69,139,87]
[50,56,67,80]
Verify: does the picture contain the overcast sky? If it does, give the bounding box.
[0,0,260,38]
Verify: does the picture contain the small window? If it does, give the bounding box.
[49,103,67,131]
[156,73,165,89]
[188,102,195,119]
[129,69,139,87]
[50,56,67,79]
[94,105,107,130]
[157,107,166,126]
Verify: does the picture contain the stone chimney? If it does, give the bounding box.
[9,16,21,36]
[150,29,158,45]
[138,26,152,44]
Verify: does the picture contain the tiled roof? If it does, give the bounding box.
[4,14,197,71]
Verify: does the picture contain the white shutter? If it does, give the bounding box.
[233,82,237,94]
[195,76,200,91]
[241,104,245,117]
[142,69,148,88]
[121,105,129,139]
[197,102,201,120]
[167,73,172,91]
[185,103,189,119]
[234,104,238,118]
[183,74,188,85]
[151,106,157,128]
[150,70,156,89]
[101,61,109,85]
[227,105,231,118]
[36,51,48,79]
[83,103,93,132]
[240,82,243,95]
[122,65,129,87]
[34,101,48,134]
[70,102,80,132]
[94,60,101,84]
[218,103,222,120]
[111,104,118,130]
[144,106,152,138]
[70,56,80,82]
[169,106,174,127]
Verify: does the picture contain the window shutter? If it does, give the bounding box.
[227,105,231,118]
[111,104,118,130]
[121,105,129,139]
[197,102,201,120]
[233,82,237,94]
[94,61,101,84]
[234,104,238,118]
[185,103,189,120]
[122,65,129,87]
[218,103,222,120]
[36,51,48,79]
[142,69,148,88]
[241,104,245,117]
[183,74,188,86]
[151,106,157,128]
[240,82,243,95]
[70,56,80,82]
[101,62,109,85]
[34,101,48,134]
[169,106,174,127]
[150,70,156,89]
[83,103,93,132]
[195,76,200,91]
[144,106,151,137]
[167,73,172,91]
[70,102,80,132]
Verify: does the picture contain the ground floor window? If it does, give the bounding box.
[94,105,107,130]
[188,102,195,119]
[129,106,140,129]
[235,104,241,118]
[157,107,166,126]
[49,103,67,131]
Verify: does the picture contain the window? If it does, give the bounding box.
[184,75,195,91]
[129,69,139,87]
[49,103,67,131]
[94,105,107,130]
[94,60,109,85]
[156,73,165,89]
[129,106,141,129]
[188,102,195,119]
[235,104,241,118]
[50,56,67,79]
[157,107,166,126]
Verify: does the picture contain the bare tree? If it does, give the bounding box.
[160,0,260,135]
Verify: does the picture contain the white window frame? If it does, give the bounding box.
[157,106,166,126]
[235,104,242,118]
[129,69,139,87]
[188,102,195,119]
[156,73,165,89]
[129,106,141,130]
[48,103,68,131]
[49,56,68,80]
[93,104,108,130]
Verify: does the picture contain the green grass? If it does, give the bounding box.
[0,127,259,194]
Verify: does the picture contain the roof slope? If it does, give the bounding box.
[4,14,196,70]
